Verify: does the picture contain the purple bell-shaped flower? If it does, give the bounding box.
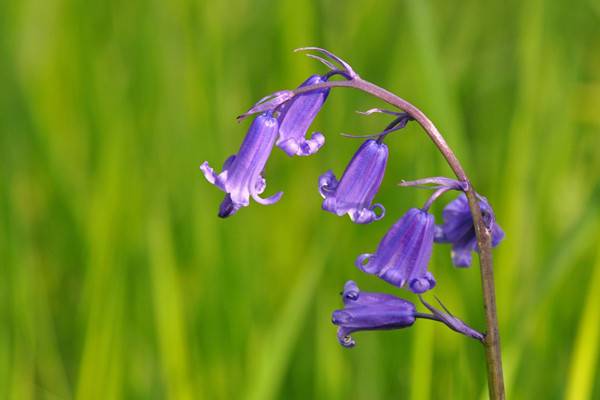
[319,139,388,224]
[332,281,416,348]
[332,281,484,348]
[356,208,436,293]
[200,112,283,218]
[276,74,330,156]
[435,194,505,267]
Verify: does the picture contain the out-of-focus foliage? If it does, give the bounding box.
[1,0,600,398]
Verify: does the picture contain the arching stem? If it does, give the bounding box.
[293,77,505,400]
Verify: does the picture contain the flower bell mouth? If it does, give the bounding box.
[356,208,437,293]
[319,139,388,224]
[200,112,283,218]
[434,194,504,267]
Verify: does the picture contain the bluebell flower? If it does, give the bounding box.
[356,208,436,293]
[332,281,416,348]
[435,194,504,267]
[332,281,484,348]
[200,112,283,218]
[276,74,330,156]
[319,139,388,224]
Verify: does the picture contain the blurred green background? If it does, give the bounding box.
[2,0,600,398]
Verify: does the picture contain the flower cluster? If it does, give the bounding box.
[201,72,331,217]
[200,47,504,348]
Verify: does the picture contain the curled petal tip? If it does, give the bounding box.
[318,170,338,198]
[349,205,384,224]
[339,334,356,348]
[409,274,436,294]
[372,204,385,220]
[298,132,325,156]
[355,253,373,271]
[200,161,217,185]
[342,280,360,301]
[252,191,283,205]
[279,133,325,157]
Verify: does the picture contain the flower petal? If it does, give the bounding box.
[318,170,338,198]
[451,245,473,268]
[252,191,283,205]
[276,138,301,157]
[218,194,242,218]
[297,132,325,156]
[342,280,360,302]
[409,272,436,294]
[200,161,218,185]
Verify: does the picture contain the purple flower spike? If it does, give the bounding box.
[319,139,388,224]
[356,208,436,293]
[333,281,416,348]
[276,74,330,157]
[200,112,283,218]
[435,194,505,267]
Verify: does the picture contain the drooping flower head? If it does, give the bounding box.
[332,281,484,348]
[276,74,330,157]
[332,281,416,348]
[356,208,436,293]
[200,112,283,218]
[319,139,388,224]
[435,193,504,267]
